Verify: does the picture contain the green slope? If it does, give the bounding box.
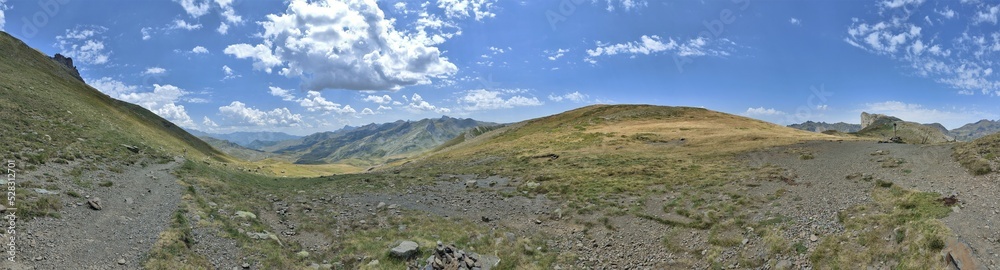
[0,31,227,168]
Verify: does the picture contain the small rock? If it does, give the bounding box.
[775,260,793,270]
[88,197,102,210]
[117,258,126,265]
[242,262,250,269]
[810,234,819,242]
[367,260,379,267]
[377,202,386,209]
[534,219,542,224]
[390,240,420,259]
[742,238,749,245]
[235,211,257,219]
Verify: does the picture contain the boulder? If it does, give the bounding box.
[235,211,257,219]
[390,241,419,259]
[944,238,982,270]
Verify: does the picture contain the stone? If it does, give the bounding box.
[51,53,84,82]
[775,260,793,270]
[377,202,386,209]
[465,180,477,187]
[390,240,420,259]
[944,238,981,270]
[810,234,819,242]
[88,197,103,210]
[235,211,257,219]
[117,258,126,265]
[367,260,379,267]
[242,262,250,269]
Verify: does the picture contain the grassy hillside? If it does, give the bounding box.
[274,116,493,165]
[0,31,227,168]
[408,104,845,202]
[953,132,1000,175]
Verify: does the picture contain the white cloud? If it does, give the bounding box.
[880,0,924,9]
[846,4,1000,95]
[585,35,732,63]
[378,105,393,111]
[118,84,196,128]
[268,86,296,101]
[436,0,497,21]
[457,89,543,111]
[594,0,647,12]
[548,91,589,103]
[298,91,356,115]
[218,101,304,127]
[862,101,997,129]
[363,95,393,104]
[744,107,786,116]
[141,27,153,40]
[89,77,138,97]
[175,0,211,17]
[224,0,458,91]
[937,7,956,19]
[192,46,209,54]
[170,19,203,30]
[789,18,801,25]
[143,67,167,75]
[1,0,9,31]
[222,65,240,80]
[202,116,219,127]
[546,48,569,60]
[406,93,451,114]
[360,108,376,115]
[55,26,111,65]
[974,4,1000,24]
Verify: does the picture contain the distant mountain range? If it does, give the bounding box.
[265,116,495,165]
[187,130,302,148]
[950,119,1000,141]
[790,116,1000,142]
[786,121,861,133]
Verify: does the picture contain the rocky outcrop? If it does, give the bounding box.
[51,53,84,83]
[860,112,889,129]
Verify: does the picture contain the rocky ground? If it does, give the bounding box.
[3,157,183,270]
[2,140,997,269]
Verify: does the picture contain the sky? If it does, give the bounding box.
[1,0,1000,135]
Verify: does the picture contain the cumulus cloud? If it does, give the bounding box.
[202,116,219,127]
[224,0,458,91]
[974,4,1000,24]
[89,77,138,97]
[268,86,296,101]
[457,89,543,111]
[790,18,801,25]
[360,108,376,115]
[436,0,497,21]
[298,91,356,115]
[546,48,569,61]
[175,0,211,17]
[548,91,589,103]
[192,46,209,54]
[362,95,393,104]
[118,84,196,128]
[170,19,202,30]
[222,65,240,80]
[218,101,304,127]
[55,26,111,65]
[585,35,733,64]
[405,93,451,114]
[0,0,8,31]
[143,67,167,75]
[744,107,786,116]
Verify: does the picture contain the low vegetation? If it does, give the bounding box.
[953,132,999,175]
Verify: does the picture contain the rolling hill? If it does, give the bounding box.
[788,121,861,133]
[269,116,495,165]
[855,112,953,144]
[0,31,227,166]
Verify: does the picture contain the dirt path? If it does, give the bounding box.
[4,158,184,270]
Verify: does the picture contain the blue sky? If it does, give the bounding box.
[2,0,1000,135]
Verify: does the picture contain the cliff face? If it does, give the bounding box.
[51,53,84,83]
[860,112,889,129]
